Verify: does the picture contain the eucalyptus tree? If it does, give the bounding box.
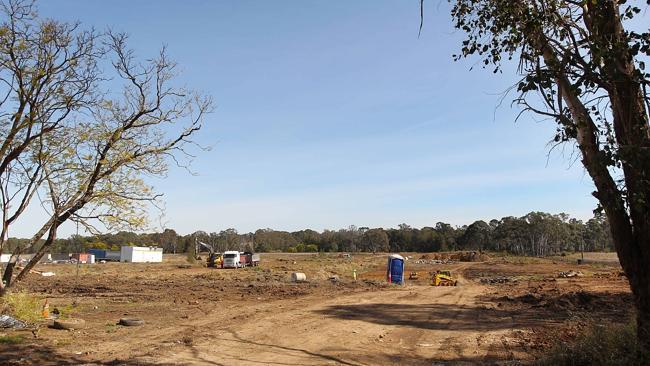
[433,0,650,346]
[0,0,211,290]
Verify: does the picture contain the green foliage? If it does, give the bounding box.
[538,322,649,366]
[2,292,42,323]
[87,240,108,250]
[361,228,390,252]
[54,304,75,320]
[255,241,272,253]
[35,210,613,256]
[287,246,297,253]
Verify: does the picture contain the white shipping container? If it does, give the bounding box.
[120,246,163,263]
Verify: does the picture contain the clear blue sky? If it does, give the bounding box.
[15,0,596,237]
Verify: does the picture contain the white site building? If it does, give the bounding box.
[120,246,163,263]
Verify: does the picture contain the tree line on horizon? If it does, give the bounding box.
[5,211,612,257]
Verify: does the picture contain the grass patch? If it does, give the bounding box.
[105,322,118,333]
[538,321,649,366]
[0,335,25,344]
[1,292,42,323]
[54,304,75,319]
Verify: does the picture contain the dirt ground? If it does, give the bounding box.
[0,252,632,365]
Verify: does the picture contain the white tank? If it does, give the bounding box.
[291,272,307,282]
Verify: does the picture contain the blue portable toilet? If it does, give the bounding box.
[386,254,405,285]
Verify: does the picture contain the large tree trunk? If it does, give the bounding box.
[587,2,650,352]
[534,1,650,352]
[636,275,650,349]
[612,227,650,351]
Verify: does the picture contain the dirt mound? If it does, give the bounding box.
[417,251,489,262]
[502,290,631,313]
[456,251,490,262]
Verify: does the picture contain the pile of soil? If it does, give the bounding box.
[456,251,490,262]
[497,287,632,315]
[420,251,490,262]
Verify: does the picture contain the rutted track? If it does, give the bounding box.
[138,271,529,365]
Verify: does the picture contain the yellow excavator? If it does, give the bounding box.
[207,252,223,268]
[197,240,223,268]
[431,270,458,286]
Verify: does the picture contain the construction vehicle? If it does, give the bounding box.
[240,252,260,267]
[197,240,223,268]
[431,270,458,286]
[223,251,260,268]
[207,252,223,268]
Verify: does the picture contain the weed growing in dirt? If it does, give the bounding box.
[0,335,25,344]
[538,321,649,366]
[105,322,117,333]
[251,266,263,273]
[1,292,42,323]
[54,304,75,319]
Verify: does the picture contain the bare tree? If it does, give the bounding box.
[0,0,211,291]
[0,0,101,284]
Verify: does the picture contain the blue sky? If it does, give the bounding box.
[14,0,597,237]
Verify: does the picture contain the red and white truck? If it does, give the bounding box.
[222,251,260,268]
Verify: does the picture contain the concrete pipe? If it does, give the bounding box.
[291,272,306,282]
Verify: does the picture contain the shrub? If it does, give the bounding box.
[538,321,649,366]
[287,247,297,253]
[186,244,196,263]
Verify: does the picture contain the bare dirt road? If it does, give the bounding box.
[136,269,526,365]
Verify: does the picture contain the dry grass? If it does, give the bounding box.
[538,321,648,366]
[1,291,43,324]
[0,334,25,344]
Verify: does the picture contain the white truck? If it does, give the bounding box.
[222,251,260,268]
[222,251,241,268]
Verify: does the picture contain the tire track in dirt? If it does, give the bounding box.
[76,263,531,365]
[145,270,521,365]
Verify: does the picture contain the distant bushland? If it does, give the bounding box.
[10,211,612,256]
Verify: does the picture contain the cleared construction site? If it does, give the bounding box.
[0,251,631,365]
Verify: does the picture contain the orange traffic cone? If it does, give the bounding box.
[42,299,50,318]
